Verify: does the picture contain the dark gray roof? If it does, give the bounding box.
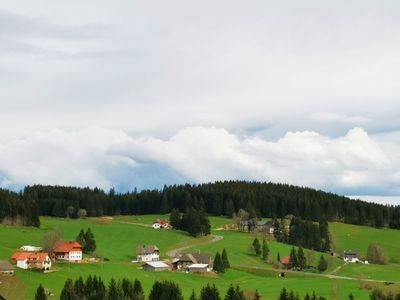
[136,245,159,255]
[0,260,15,271]
[176,253,212,265]
[343,250,359,257]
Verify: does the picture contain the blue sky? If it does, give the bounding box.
[0,1,400,202]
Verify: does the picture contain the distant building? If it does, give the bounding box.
[0,260,15,275]
[136,245,160,262]
[343,250,359,263]
[11,252,51,270]
[20,245,43,252]
[142,261,169,272]
[53,241,83,262]
[152,219,170,229]
[255,220,275,234]
[172,253,212,272]
[281,256,291,268]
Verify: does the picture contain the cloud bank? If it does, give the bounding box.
[1,127,399,196]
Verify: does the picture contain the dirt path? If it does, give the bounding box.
[114,220,152,228]
[166,235,223,258]
[329,262,348,275]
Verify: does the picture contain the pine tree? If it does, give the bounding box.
[170,209,182,229]
[84,228,96,253]
[252,238,261,256]
[221,248,230,269]
[224,199,235,218]
[34,284,47,300]
[149,281,183,300]
[224,284,245,300]
[189,289,197,300]
[297,247,306,270]
[317,255,327,273]
[289,247,298,269]
[200,284,221,300]
[60,278,78,300]
[213,252,225,273]
[73,276,85,298]
[76,229,86,249]
[348,293,354,300]
[107,278,124,300]
[278,288,288,300]
[262,239,269,261]
[122,278,133,299]
[277,252,281,262]
[133,278,145,300]
[160,193,170,214]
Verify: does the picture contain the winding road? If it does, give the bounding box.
[166,234,223,258]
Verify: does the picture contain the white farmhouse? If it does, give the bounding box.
[11,252,52,270]
[53,241,83,262]
[136,245,160,262]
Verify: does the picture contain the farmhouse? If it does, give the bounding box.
[142,261,169,272]
[11,252,51,270]
[53,241,83,262]
[188,263,209,273]
[343,250,359,263]
[0,260,15,275]
[172,253,212,272]
[152,219,170,229]
[20,245,43,252]
[136,245,160,262]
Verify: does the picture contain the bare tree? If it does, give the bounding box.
[41,228,62,254]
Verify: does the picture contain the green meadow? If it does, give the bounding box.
[0,216,399,299]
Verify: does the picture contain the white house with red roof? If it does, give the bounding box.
[53,241,83,262]
[11,251,52,270]
[152,219,170,229]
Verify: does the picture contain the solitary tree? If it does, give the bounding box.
[252,238,261,256]
[221,248,230,269]
[318,255,328,273]
[289,247,298,269]
[84,228,96,253]
[297,247,306,270]
[34,284,47,300]
[213,252,225,273]
[262,239,269,261]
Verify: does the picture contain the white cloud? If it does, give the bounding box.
[1,126,399,197]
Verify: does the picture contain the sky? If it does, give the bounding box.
[0,1,400,202]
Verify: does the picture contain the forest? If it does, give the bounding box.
[1,181,400,229]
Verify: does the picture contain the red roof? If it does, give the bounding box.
[11,251,49,263]
[53,241,82,253]
[281,256,291,265]
[153,219,169,225]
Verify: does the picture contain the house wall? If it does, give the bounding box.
[138,253,159,262]
[56,251,82,262]
[16,260,28,269]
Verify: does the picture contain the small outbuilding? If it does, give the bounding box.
[188,263,209,273]
[0,260,15,275]
[343,250,359,263]
[142,261,169,272]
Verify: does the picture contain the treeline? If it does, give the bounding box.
[169,208,210,237]
[21,181,400,229]
[0,188,40,227]
[274,218,330,252]
[34,276,261,300]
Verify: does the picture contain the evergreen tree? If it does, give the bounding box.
[224,199,235,218]
[60,278,78,300]
[170,209,182,229]
[252,238,261,256]
[148,281,183,300]
[186,207,202,237]
[160,193,170,214]
[278,288,288,300]
[221,248,230,269]
[34,284,47,300]
[213,252,225,273]
[317,255,327,273]
[122,278,133,299]
[200,284,221,300]
[73,276,85,298]
[277,252,281,262]
[76,229,86,249]
[262,239,269,261]
[133,278,145,300]
[289,247,298,269]
[107,278,124,300]
[297,247,306,270]
[189,289,197,300]
[224,285,245,300]
[84,228,96,253]
[348,293,354,300]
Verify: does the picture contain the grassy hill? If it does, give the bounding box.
[0,216,399,299]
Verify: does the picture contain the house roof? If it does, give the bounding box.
[153,219,169,225]
[281,256,291,265]
[188,263,208,268]
[343,250,359,257]
[144,261,169,268]
[53,241,82,253]
[11,252,49,263]
[175,253,212,265]
[0,260,15,271]
[136,245,159,255]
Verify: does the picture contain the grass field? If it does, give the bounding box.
[0,216,399,299]
[330,222,400,263]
